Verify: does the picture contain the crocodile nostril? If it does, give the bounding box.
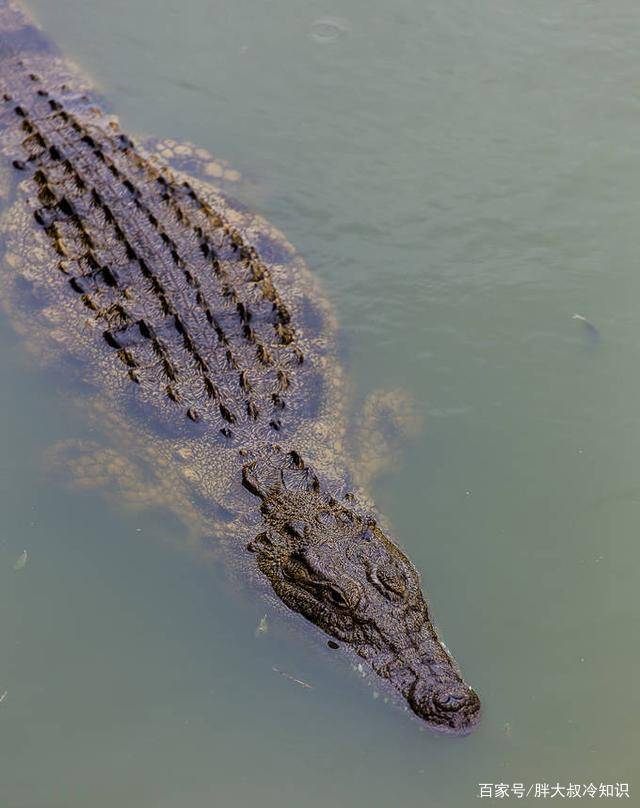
[409,679,482,734]
[434,689,472,712]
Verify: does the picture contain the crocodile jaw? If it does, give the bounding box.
[350,612,481,734]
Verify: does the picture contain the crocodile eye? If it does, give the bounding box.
[327,587,347,606]
[283,555,312,582]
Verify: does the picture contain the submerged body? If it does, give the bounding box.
[0,0,480,733]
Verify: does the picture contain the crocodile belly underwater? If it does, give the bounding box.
[0,0,481,734]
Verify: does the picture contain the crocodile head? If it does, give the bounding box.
[242,446,481,735]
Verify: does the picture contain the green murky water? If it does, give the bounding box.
[1,1,639,805]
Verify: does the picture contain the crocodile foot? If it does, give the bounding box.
[42,437,213,550]
[142,135,242,185]
[354,388,424,490]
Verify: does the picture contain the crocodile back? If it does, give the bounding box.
[0,17,342,461]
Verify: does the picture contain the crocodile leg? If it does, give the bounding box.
[43,438,207,543]
[42,396,240,553]
[140,135,242,186]
[353,388,424,490]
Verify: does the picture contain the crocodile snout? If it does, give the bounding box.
[408,676,481,735]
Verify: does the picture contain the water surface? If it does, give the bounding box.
[1,1,639,805]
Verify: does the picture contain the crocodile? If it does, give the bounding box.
[0,0,481,734]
